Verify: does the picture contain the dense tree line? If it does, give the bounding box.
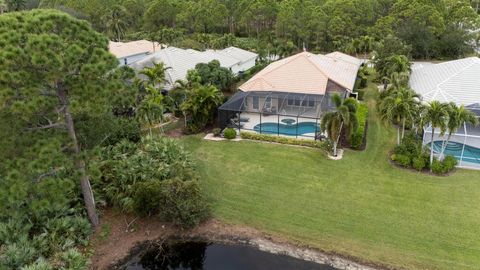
[20,0,479,59]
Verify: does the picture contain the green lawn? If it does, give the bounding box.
[180,84,480,269]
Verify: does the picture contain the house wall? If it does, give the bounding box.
[245,96,279,112]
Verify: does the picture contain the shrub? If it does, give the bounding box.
[132,179,209,228]
[412,156,426,171]
[431,159,445,174]
[357,90,365,101]
[158,179,210,228]
[212,128,221,137]
[223,128,236,139]
[395,154,411,167]
[442,155,457,172]
[240,132,332,153]
[350,103,368,149]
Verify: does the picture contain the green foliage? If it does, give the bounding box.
[443,156,458,172]
[321,94,358,156]
[223,128,236,139]
[127,177,212,228]
[412,156,426,171]
[181,83,223,133]
[98,137,209,227]
[350,103,368,149]
[431,159,445,174]
[194,60,234,92]
[394,154,411,167]
[240,132,331,153]
[212,128,221,137]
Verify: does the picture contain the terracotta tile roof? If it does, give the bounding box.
[239,51,361,94]
[109,40,161,58]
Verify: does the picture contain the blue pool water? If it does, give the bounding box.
[431,141,480,164]
[253,122,319,136]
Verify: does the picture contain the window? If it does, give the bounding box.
[308,100,315,107]
[253,96,259,109]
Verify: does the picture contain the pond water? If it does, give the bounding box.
[122,240,339,270]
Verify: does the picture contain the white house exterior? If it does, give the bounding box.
[130,46,258,90]
[409,57,480,169]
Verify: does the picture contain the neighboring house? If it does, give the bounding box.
[409,57,480,168]
[130,46,258,90]
[218,51,362,140]
[109,40,162,66]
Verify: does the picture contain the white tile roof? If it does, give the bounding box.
[409,57,480,107]
[109,40,161,58]
[217,46,258,63]
[130,46,258,89]
[239,51,361,95]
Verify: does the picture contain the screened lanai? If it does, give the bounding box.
[423,109,480,169]
[218,90,340,140]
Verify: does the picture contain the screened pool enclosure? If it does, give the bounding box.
[423,109,480,169]
[218,91,343,140]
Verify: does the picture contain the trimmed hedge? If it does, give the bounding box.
[350,103,368,149]
[223,128,236,139]
[240,132,331,152]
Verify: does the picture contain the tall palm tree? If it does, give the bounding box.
[359,35,374,59]
[379,86,420,144]
[139,62,168,86]
[137,85,165,136]
[321,94,358,157]
[105,5,128,42]
[422,101,449,167]
[439,103,478,160]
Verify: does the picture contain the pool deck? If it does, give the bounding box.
[237,113,320,140]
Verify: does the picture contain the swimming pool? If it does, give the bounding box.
[253,122,319,137]
[431,141,480,164]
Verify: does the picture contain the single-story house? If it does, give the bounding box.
[109,40,162,66]
[218,51,362,140]
[409,57,480,168]
[130,46,258,90]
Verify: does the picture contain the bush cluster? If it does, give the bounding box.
[223,128,236,139]
[390,132,457,174]
[240,132,331,152]
[99,137,210,228]
[350,103,368,149]
[212,128,221,137]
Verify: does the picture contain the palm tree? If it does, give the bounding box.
[379,86,420,144]
[181,84,223,129]
[422,101,449,167]
[359,35,374,60]
[105,5,128,42]
[137,85,165,136]
[439,103,478,160]
[321,94,358,157]
[139,62,168,86]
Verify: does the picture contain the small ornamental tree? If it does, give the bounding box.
[0,10,124,226]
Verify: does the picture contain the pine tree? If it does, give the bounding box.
[0,9,124,227]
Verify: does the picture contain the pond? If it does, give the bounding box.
[121,240,339,270]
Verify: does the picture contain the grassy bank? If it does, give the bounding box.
[180,81,480,269]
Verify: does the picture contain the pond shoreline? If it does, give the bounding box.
[89,209,385,270]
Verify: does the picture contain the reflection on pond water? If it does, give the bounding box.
[123,240,339,270]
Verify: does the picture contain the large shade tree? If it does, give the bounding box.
[0,9,123,227]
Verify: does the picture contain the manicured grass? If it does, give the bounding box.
[180,83,480,269]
